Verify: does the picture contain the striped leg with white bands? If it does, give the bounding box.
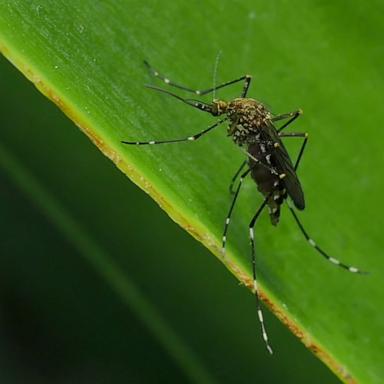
[144,60,251,97]
[229,161,247,194]
[122,118,226,146]
[222,168,252,254]
[288,203,366,274]
[249,196,274,354]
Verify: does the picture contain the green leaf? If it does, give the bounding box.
[0,1,381,382]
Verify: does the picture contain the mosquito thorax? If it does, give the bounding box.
[224,98,272,144]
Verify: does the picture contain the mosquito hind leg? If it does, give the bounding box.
[122,118,226,145]
[240,75,252,97]
[280,131,364,272]
[288,204,366,274]
[248,195,273,354]
[144,60,251,97]
[144,60,204,94]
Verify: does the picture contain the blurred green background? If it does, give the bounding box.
[0,54,340,383]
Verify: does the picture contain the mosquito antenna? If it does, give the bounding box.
[212,50,222,101]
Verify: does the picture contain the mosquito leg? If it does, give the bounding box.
[229,160,247,195]
[222,167,252,253]
[281,132,366,273]
[278,132,308,171]
[288,204,367,274]
[249,195,274,354]
[122,118,226,145]
[223,159,281,253]
[144,60,251,97]
[241,75,252,97]
[271,110,302,133]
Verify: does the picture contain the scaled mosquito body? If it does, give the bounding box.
[122,61,364,354]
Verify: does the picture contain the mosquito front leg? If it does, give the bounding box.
[241,75,252,97]
[122,118,226,146]
[145,60,251,97]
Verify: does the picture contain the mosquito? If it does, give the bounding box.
[122,61,365,354]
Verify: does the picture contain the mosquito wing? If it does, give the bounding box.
[266,123,305,210]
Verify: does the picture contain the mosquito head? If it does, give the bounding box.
[211,99,228,116]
